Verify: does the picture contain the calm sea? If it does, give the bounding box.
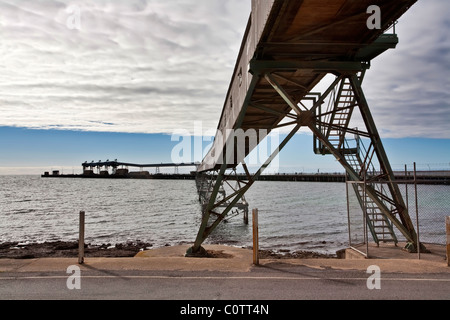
[0,176,447,254]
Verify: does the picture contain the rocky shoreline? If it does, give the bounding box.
[0,241,337,259]
[258,249,336,259]
[0,241,153,259]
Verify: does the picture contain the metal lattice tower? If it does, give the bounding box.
[187,0,420,255]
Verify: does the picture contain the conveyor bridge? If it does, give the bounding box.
[188,0,421,255]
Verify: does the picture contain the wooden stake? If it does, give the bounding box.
[243,208,249,225]
[253,209,259,265]
[78,211,85,265]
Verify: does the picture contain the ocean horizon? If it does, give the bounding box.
[1,175,447,255]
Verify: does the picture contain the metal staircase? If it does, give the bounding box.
[345,138,398,245]
[314,74,398,246]
[314,73,363,155]
[325,77,358,151]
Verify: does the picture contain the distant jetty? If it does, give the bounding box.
[42,170,196,180]
[43,160,199,180]
[41,160,450,184]
[41,169,449,184]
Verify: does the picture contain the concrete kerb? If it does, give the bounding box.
[0,244,449,274]
[134,244,254,272]
[0,245,254,273]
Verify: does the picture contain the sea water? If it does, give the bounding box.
[0,175,447,254]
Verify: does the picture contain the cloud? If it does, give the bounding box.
[0,0,250,133]
[363,0,450,138]
[0,0,448,139]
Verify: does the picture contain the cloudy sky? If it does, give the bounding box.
[0,0,449,174]
[0,0,250,133]
[364,0,450,139]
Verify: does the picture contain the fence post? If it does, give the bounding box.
[243,208,249,225]
[414,162,420,259]
[446,216,450,267]
[78,211,85,265]
[252,208,259,266]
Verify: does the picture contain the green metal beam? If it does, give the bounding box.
[187,123,302,255]
[264,73,303,115]
[250,60,369,75]
[355,34,399,61]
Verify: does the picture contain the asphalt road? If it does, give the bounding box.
[1,262,449,302]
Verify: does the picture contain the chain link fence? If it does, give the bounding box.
[396,163,449,246]
[404,184,449,245]
[346,182,368,255]
[347,163,449,256]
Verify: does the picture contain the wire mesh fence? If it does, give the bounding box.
[346,164,449,256]
[394,163,449,246]
[346,182,368,255]
[404,184,449,245]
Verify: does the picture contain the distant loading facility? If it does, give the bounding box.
[81,160,198,176]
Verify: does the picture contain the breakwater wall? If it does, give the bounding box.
[41,172,449,184]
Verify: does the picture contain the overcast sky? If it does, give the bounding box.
[0,0,250,134]
[0,0,449,175]
[0,0,448,138]
[364,0,450,138]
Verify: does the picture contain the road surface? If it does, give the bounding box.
[1,262,449,301]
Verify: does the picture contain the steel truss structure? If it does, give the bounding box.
[189,60,420,255]
[187,0,420,255]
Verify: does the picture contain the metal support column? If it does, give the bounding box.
[348,75,418,249]
[189,61,421,254]
[188,123,301,255]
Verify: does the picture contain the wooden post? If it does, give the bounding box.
[243,208,249,225]
[78,211,85,265]
[446,216,450,267]
[252,209,259,266]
